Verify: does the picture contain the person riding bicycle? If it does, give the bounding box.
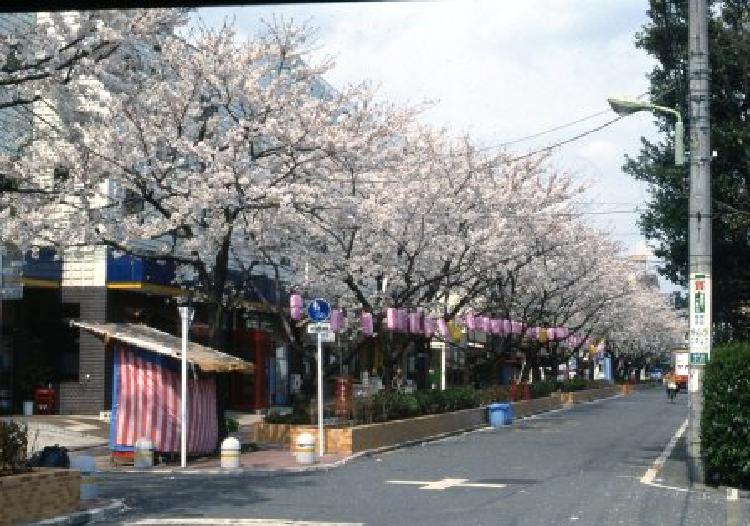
[663,371,678,401]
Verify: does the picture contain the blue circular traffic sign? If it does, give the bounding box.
[307,298,331,322]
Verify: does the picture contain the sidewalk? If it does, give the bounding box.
[650,416,750,525]
[96,443,350,475]
[1,415,109,454]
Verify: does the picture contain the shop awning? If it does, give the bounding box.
[71,321,253,374]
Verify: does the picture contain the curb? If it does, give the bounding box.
[99,392,626,478]
[32,499,127,525]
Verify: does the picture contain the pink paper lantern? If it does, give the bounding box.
[547,327,556,340]
[511,321,522,335]
[503,320,512,334]
[437,318,449,339]
[290,294,303,320]
[361,312,373,336]
[557,327,570,340]
[397,309,408,332]
[408,312,422,334]
[480,316,491,333]
[290,294,303,308]
[424,317,436,337]
[490,319,502,335]
[330,309,343,332]
[386,308,398,330]
[465,313,476,330]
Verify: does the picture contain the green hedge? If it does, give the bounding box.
[271,379,608,426]
[702,343,750,488]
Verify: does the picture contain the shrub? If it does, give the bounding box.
[0,420,29,476]
[702,343,750,488]
[530,380,559,399]
[415,390,444,414]
[225,417,239,434]
[557,378,605,392]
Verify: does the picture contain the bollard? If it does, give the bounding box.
[134,437,154,468]
[71,456,98,500]
[295,432,316,465]
[221,437,241,469]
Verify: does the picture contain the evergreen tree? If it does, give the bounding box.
[624,0,750,340]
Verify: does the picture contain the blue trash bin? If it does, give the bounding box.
[487,402,513,427]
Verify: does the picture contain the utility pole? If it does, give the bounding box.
[687,0,712,484]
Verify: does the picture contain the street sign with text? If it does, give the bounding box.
[689,273,711,364]
[307,322,331,333]
[690,352,708,365]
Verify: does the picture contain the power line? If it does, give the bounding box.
[477,88,665,153]
[477,108,612,152]
[317,115,628,185]
[507,116,624,163]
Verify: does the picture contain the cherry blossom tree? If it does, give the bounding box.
[6,20,364,348]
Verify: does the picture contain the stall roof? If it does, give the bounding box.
[71,321,253,374]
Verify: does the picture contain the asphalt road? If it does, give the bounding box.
[99,389,730,526]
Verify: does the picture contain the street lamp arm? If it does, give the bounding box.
[607,96,684,166]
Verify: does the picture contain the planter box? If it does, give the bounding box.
[0,468,81,526]
[560,386,620,405]
[513,394,563,417]
[254,407,487,455]
[253,387,621,456]
[349,407,487,453]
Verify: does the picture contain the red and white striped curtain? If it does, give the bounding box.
[112,344,218,455]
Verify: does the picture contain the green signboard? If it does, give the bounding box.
[689,352,709,366]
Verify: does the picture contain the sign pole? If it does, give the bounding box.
[306,298,331,458]
[317,331,324,457]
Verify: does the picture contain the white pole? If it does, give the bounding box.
[440,343,446,391]
[178,306,192,468]
[317,332,324,457]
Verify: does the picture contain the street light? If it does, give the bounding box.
[607,97,685,166]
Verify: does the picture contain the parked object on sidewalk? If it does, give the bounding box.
[71,455,98,500]
[221,436,241,469]
[487,403,513,427]
[295,432,315,465]
[27,444,70,468]
[34,388,55,415]
[134,437,154,468]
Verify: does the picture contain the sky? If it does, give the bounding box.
[194,1,677,291]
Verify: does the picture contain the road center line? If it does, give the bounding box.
[640,418,688,486]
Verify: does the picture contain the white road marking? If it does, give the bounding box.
[126,520,363,525]
[727,487,739,501]
[386,477,507,490]
[639,418,689,492]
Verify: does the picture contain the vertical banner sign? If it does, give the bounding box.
[689,273,711,365]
